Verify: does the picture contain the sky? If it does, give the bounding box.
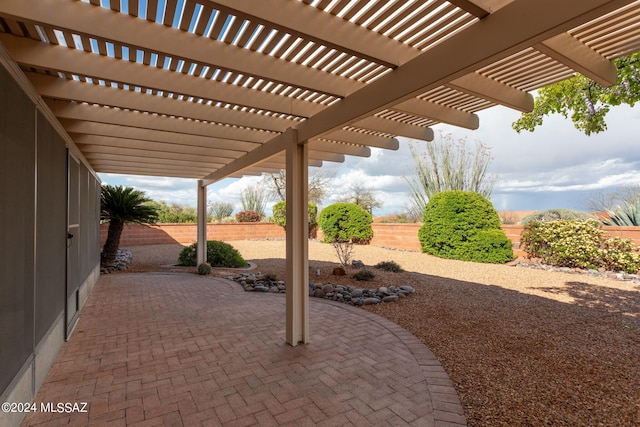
[98,103,640,217]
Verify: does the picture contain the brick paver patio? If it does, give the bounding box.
[22,273,465,426]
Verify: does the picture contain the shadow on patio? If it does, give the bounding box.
[22,272,465,426]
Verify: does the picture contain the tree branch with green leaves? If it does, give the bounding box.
[513,53,640,136]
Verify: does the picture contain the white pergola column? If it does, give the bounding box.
[285,131,309,346]
[196,179,207,265]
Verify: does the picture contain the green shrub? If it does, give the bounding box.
[318,202,373,244]
[521,219,640,273]
[599,237,640,272]
[352,269,376,281]
[272,201,318,236]
[197,262,212,275]
[374,260,405,273]
[418,191,513,263]
[520,208,596,224]
[235,210,262,223]
[177,240,247,267]
[521,220,603,269]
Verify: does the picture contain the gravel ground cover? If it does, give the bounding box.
[121,241,640,426]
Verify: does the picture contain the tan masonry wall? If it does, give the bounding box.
[100,222,286,246]
[102,223,640,258]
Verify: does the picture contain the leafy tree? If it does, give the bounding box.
[263,168,335,204]
[208,201,234,222]
[338,183,383,214]
[101,185,158,267]
[513,52,640,135]
[240,185,267,216]
[406,134,497,218]
[147,200,197,223]
[271,200,318,237]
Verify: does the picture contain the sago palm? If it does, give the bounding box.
[101,185,158,267]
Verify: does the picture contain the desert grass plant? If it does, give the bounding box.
[352,269,376,281]
[374,261,405,273]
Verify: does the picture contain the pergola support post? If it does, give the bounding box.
[285,131,309,346]
[196,179,207,266]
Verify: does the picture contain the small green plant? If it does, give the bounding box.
[177,241,247,268]
[519,208,596,224]
[235,210,263,223]
[197,262,212,275]
[521,219,640,273]
[374,261,404,273]
[318,202,373,244]
[418,191,514,263]
[352,269,375,281]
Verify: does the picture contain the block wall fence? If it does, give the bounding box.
[101,223,640,258]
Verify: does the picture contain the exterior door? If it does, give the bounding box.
[66,154,80,339]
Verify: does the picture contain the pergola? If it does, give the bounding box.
[2,0,639,346]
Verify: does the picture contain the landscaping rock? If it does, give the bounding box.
[227,273,415,307]
[352,260,365,268]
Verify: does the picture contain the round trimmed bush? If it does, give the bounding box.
[418,191,514,263]
[177,240,247,267]
[318,202,373,244]
[272,201,318,233]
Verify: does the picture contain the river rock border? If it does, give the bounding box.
[227,273,415,306]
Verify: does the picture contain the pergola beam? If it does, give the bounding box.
[308,140,371,157]
[47,100,273,144]
[352,116,434,141]
[29,73,298,132]
[322,130,400,150]
[72,134,244,160]
[447,72,534,112]
[61,120,258,153]
[536,32,618,86]
[0,0,362,97]
[394,98,480,130]
[1,33,324,118]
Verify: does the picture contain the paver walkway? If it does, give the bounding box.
[22,273,465,426]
